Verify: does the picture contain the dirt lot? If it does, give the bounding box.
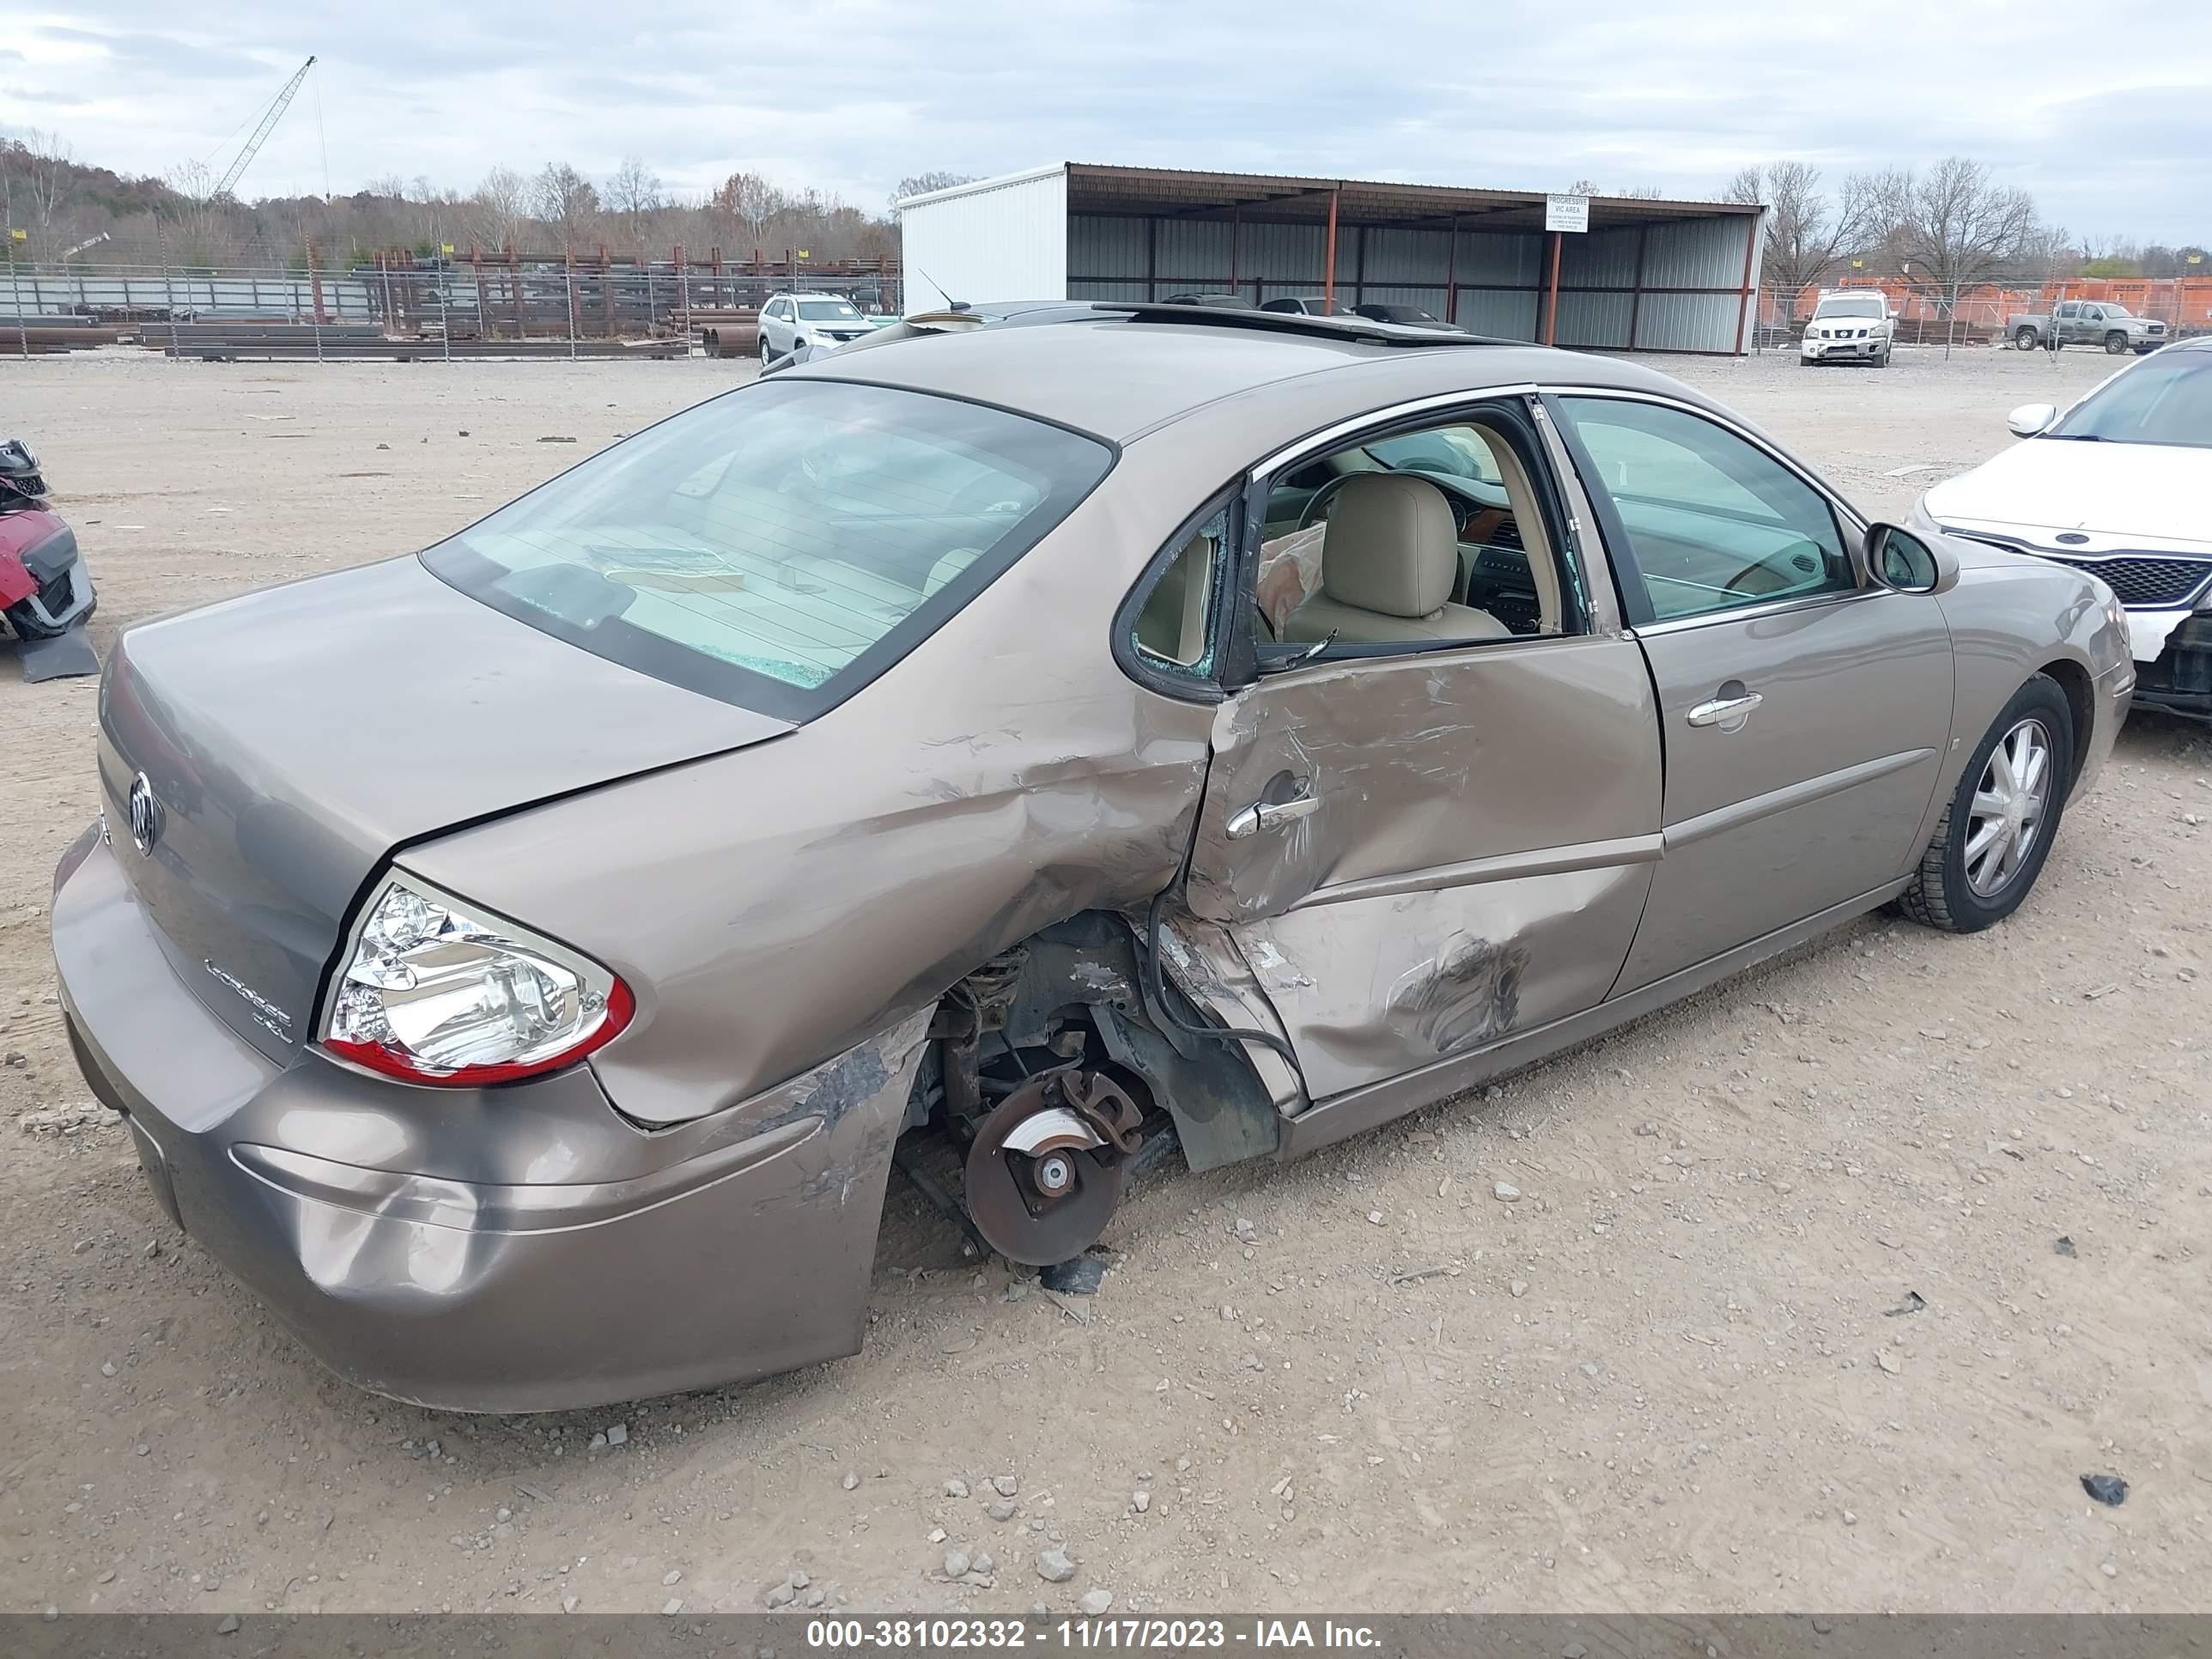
[2,343,2206,1618]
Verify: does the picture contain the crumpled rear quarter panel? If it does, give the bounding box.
[402,438,1224,1127]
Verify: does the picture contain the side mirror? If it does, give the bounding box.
[1865,523,1959,596]
[2007,403,2057,438]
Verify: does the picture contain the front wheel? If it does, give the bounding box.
[1875,345,1891,368]
[2104,331,2130,355]
[1898,675,2075,933]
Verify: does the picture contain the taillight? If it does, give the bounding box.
[319,873,633,1086]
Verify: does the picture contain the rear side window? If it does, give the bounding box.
[423,380,1113,720]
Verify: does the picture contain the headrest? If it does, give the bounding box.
[1321,474,1457,618]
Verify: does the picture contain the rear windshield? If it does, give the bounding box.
[422,380,1114,719]
[2047,350,2212,449]
[1815,296,1885,319]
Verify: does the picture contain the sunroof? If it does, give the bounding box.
[1091,302,1510,348]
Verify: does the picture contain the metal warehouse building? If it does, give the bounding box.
[896,163,1767,355]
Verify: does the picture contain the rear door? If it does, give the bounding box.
[1178,397,1663,1102]
[1547,392,1952,994]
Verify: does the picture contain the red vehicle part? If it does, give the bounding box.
[0,546,36,608]
[0,506,96,638]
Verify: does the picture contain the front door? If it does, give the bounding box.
[1548,392,1952,994]
[1179,400,1664,1102]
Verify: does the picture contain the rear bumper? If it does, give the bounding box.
[0,527,95,639]
[52,825,929,1412]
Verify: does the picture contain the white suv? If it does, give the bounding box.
[1800,291,1895,368]
[757,293,877,364]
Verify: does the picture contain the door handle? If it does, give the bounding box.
[1226,792,1322,840]
[1686,691,1763,728]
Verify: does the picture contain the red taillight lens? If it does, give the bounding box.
[319,874,633,1087]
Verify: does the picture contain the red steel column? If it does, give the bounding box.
[1322,187,1340,308]
[1627,223,1649,350]
[1732,214,1758,355]
[1443,214,1459,324]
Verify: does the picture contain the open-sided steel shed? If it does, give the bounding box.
[897,163,1766,355]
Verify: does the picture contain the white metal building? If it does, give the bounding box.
[898,163,1767,355]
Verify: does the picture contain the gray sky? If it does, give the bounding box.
[4,1,2208,245]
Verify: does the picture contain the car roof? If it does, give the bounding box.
[794,309,1712,442]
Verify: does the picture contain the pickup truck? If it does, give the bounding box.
[2008,300,2169,355]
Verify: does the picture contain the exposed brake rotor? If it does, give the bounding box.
[963,1068,1142,1267]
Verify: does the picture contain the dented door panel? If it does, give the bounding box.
[1150,911,1306,1111]
[1184,635,1664,1097]
[1237,860,1659,1100]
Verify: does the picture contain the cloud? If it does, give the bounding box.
[0,0,2203,240]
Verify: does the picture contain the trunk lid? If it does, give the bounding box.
[99,555,790,1062]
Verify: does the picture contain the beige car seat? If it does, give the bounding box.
[1282,475,1508,644]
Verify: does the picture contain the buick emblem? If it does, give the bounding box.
[125,772,161,854]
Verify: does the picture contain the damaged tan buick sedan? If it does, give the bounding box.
[54,306,2132,1409]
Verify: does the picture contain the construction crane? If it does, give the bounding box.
[212,56,316,201]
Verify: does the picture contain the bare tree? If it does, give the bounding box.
[710,170,787,251]
[605,155,664,242]
[890,171,975,210]
[1877,157,2038,307]
[3,129,74,246]
[1723,161,1879,295]
[471,166,532,252]
[532,162,600,250]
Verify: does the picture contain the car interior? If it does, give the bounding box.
[1133,511,1222,669]
[1249,416,1571,647]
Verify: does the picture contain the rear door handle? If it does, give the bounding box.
[1686,691,1763,728]
[1227,792,1321,839]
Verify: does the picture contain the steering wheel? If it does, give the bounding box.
[1294,471,1366,532]
[1722,558,1797,598]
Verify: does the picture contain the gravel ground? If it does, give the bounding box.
[1,342,2206,1618]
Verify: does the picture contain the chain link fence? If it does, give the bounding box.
[1751,275,2211,356]
[3,252,902,362]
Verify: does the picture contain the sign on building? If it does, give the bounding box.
[1544,194,1590,234]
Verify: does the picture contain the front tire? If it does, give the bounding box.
[1899,674,2074,933]
[2104,331,2130,355]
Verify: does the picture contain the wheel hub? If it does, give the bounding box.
[962,1069,1142,1267]
[1965,716,2051,898]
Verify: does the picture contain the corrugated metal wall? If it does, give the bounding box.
[1061,211,1754,350]
[900,192,1754,350]
[899,167,1069,312]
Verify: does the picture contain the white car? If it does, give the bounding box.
[1917,336,2212,720]
[757,293,877,365]
[1800,291,1895,368]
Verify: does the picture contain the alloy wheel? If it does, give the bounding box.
[1964,717,2053,897]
